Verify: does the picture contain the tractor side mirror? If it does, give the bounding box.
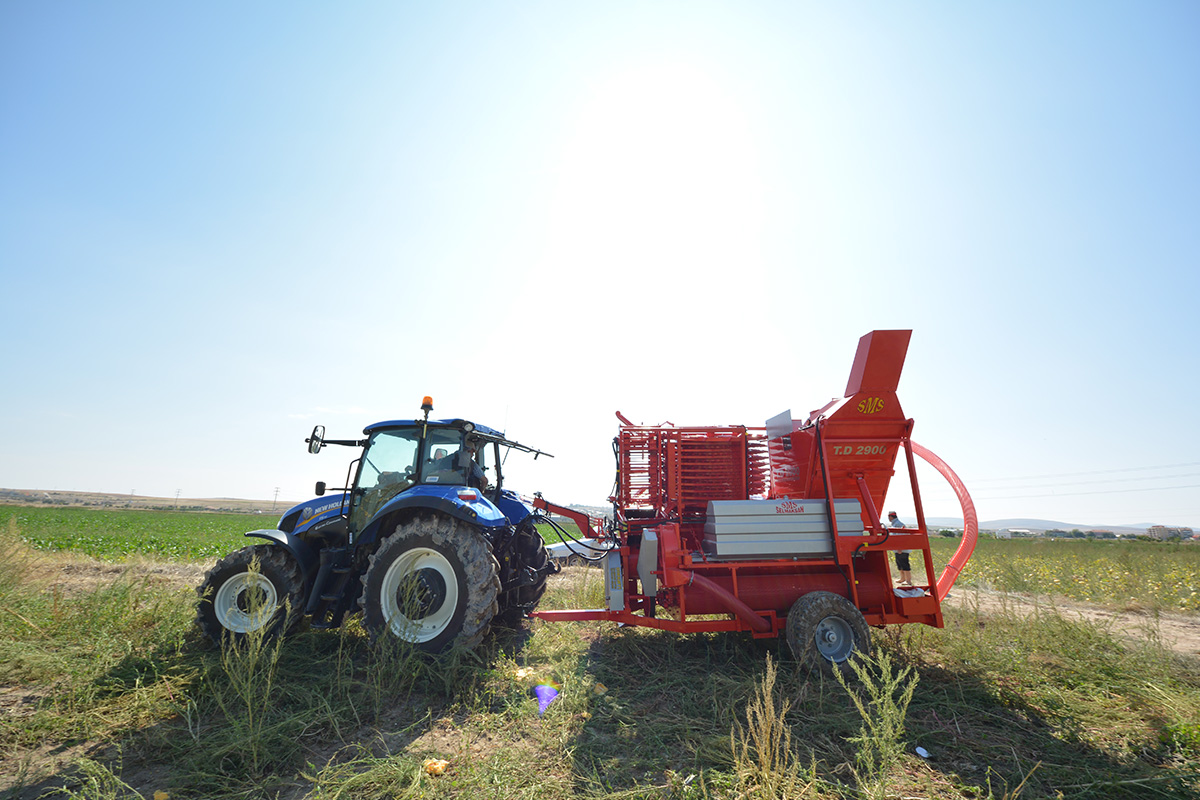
[315,481,326,496]
[307,425,325,454]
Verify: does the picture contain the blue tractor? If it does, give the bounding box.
[196,397,558,652]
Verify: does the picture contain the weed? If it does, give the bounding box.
[205,557,288,778]
[834,650,918,799]
[304,750,426,799]
[1162,721,1200,757]
[363,600,428,717]
[47,757,146,800]
[731,654,815,799]
[984,762,1040,800]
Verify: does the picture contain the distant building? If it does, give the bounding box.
[1147,525,1195,540]
[996,528,1033,539]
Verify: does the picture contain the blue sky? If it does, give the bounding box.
[2,2,1197,528]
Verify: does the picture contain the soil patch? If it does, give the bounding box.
[942,586,1200,657]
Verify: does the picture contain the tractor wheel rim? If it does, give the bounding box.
[214,573,278,633]
[814,616,855,662]
[381,547,459,642]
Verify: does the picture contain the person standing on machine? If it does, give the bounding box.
[889,511,913,586]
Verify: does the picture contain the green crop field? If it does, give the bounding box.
[0,505,266,562]
[2,505,1198,800]
[927,536,1200,612]
[0,505,590,561]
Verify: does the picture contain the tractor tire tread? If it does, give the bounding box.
[495,519,552,627]
[785,590,872,677]
[360,514,499,652]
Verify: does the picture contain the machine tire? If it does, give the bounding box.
[785,591,871,677]
[360,515,499,653]
[495,520,552,627]
[196,544,304,646]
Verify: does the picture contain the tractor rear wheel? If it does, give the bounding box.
[360,515,499,653]
[495,519,553,627]
[785,591,871,677]
[196,544,304,646]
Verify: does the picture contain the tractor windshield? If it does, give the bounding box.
[351,428,422,529]
[351,424,491,531]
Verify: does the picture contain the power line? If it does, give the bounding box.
[969,461,1200,484]
[977,483,1200,500]
[973,471,1200,492]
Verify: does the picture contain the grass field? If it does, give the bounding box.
[2,506,1199,799]
[928,536,1200,612]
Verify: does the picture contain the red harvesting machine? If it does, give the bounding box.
[533,330,979,673]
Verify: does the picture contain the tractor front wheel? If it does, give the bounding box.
[196,544,304,646]
[361,515,499,653]
[785,591,871,677]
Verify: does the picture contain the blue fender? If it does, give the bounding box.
[358,484,508,546]
[493,489,534,526]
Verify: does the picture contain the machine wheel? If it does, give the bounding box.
[495,520,553,627]
[196,544,304,646]
[360,515,499,653]
[785,591,871,677]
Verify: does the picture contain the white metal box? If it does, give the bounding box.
[702,498,863,559]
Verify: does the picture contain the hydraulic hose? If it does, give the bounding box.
[687,572,772,633]
[911,441,978,601]
[534,512,610,563]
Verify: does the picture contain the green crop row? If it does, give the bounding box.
[3,504,589,559]
[1,505,265,562]
[928,535,1200,612]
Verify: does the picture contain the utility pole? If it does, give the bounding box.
[175,489,181,509]
[272,486,280,512]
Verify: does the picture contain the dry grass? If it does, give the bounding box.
[2,516,1199,799]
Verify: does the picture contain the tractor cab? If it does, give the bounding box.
[349,421,495,533]
[301,399,551,546]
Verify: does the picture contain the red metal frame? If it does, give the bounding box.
[532,330,976,640]
[530,495,605,539]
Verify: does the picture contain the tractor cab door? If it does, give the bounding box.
[349,428,422,533]
[423,428,491,490]
[421,427,471,485]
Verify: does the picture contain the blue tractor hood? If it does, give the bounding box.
[277,494,349,536]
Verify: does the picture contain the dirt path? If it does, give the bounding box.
[50,558,208,596]
[941,586,1200,658]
